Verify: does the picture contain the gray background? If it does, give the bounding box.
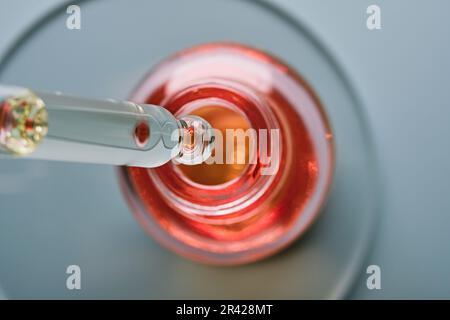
[0,0,449,299]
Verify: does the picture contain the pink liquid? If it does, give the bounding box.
[119,43,334,265]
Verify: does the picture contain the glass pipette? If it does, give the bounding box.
[0,85,214,167]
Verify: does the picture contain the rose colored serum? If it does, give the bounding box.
[119,43,334,265]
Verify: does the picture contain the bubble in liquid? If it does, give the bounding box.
[176,115,214,165]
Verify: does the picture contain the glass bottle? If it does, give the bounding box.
[119,43,334,265]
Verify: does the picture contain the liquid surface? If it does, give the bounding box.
[177,105,251,185]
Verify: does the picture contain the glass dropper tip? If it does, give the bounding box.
[176,115,215,165]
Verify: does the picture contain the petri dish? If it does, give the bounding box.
[0,0,381,298]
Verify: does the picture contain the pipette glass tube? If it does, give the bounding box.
[119,43,335,265]
[0,86,214,167]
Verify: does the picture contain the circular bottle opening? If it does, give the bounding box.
[176,103,251,186]
[119,43,334,265]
